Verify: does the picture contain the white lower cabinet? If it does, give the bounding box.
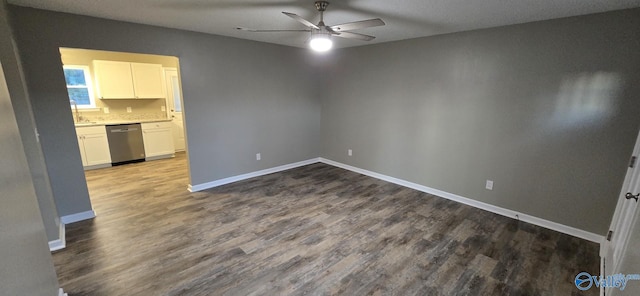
[141,122,175,160]
[76,126,111,169]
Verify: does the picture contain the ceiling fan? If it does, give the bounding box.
[237,1,385,52]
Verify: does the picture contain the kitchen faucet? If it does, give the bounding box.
[70,99,80,123]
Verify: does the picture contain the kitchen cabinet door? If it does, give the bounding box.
[131,63,165,98]
[77,135,88,166]
[93,60,135,99]
[82,133,112,166]
[76,126,112,169]
[142,122,175,159]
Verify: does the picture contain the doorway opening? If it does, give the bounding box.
[59,47,189,203]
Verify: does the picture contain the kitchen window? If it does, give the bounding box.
[63,65,96,108]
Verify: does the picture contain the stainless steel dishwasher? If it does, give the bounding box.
[106,123,145,165]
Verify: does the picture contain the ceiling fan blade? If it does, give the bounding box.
[237,27,311,33]
[333,31,376,41]
[282,12,319,29]
[330,18,385,32]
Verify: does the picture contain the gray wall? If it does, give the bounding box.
[321,9,640,235]
[0,1,60,294]
[9,6,321,217]
[1,2,60,242]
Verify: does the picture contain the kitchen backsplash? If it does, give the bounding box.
[78,111,168,122]
[76,98,168,123]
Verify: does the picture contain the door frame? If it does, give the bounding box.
[602,128,640,294]
[163,67,186,152]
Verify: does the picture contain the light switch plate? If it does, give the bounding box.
[103,107,109,114]
[126,107,132,113]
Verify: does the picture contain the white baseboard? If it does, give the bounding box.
[319,157,604,243]
[60,210,96,224]
[188,158,321,192]
[59,288,68,296]
[48,222,66,252]
[84,163,111,171]
[146,154,174,161]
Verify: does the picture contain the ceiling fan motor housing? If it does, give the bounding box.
[311,26,332,38]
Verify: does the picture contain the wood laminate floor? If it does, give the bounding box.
[53,153,600,295]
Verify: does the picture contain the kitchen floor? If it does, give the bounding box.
[52,153,600,295]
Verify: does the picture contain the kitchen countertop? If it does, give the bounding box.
[74,118,172,127]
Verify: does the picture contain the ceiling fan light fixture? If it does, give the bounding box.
[309,32,333,52]
[238,1,384,50]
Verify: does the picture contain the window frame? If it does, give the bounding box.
[63,65,97,109]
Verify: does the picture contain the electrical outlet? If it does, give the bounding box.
[256,153,261,160]
[161,106,166,111]
[348,149,353,156]
[103,107,109,114]
[485,180,494,190]
[126,107,132,113]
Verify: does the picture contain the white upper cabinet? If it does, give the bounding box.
[131,63,165,98]
[93,60,135,99]
[93,60,165,99]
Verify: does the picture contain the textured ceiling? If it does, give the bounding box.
[8,0,640,49]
